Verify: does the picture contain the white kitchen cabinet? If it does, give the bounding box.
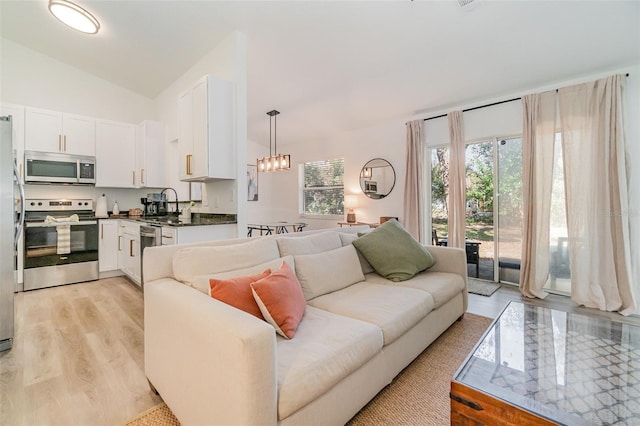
[161,224,236,245]
[0,103,25,183]
[95,119,136,188]
[136,120,166,188]
[25,107,95,156]
[99,220,120,272]
[178,74,234,182]
[118,221,141,285]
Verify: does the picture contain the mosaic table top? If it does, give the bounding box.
[455,301,640,425]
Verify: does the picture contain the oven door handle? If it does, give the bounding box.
[26,220,98,228]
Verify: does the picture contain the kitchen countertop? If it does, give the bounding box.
[102,213,237,227]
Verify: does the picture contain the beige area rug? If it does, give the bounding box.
[468,278,501,297]
[126,313,492,426]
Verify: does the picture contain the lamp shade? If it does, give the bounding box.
[344,195,358,209]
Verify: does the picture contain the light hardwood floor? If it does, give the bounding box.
[1,278,638,425]
[0,277,161,426]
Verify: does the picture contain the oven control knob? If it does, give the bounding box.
[38,202,42,206]
[30,201,35,206]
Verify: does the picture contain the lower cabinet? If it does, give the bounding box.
[161,224,236,245]
[119,221,141,285]
[98,220,120,272]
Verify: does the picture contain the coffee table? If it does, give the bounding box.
[451,301,640,425]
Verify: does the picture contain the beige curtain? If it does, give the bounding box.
[558,75,635,314]
[519,91,557,299]
[403,120,424,241]
[447,111,466,249]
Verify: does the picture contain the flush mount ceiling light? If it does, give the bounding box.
[48,0,100,34]
[257,110,291,173]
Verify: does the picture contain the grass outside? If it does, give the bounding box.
[432,220,521,260]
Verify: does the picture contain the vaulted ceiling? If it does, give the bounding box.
[1,0,639,145]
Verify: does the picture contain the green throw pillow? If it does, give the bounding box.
[352,219,435,282]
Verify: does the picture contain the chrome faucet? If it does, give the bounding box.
[160,187,180,216]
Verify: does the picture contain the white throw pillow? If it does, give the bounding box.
[191,256,296,295]
[338,233,375,274]
[173,237,280,287]
[294,245,365,301]
[277,231,342,257]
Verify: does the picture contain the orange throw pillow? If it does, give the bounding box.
[209,269,271,319]
[251,262,306,339]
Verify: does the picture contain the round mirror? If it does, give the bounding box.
[359,158,396,199]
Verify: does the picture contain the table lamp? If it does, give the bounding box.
[344,195,358,223]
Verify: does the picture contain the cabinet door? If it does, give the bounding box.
[99,220,119,272]
[191,78,208,179]
[0,103,25,183]
[62,113,95,156]
[178,90,193,180]
[25,107,63,153]
[96,120,136,188]
[206,76,235,179]
[136,120,166,188]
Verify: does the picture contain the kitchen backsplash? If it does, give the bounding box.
[24,184,173,213]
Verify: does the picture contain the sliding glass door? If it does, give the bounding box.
[430,136,523,284]
[496,137,523,284]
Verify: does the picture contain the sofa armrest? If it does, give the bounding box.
[144,278,277,426]
[425,245,468,311]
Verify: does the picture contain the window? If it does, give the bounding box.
[301,158,344,216]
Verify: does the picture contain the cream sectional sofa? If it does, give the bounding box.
[143,227,468,426]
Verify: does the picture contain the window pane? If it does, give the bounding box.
[304,159,344,188]
[303,187,344,215]
[303,158,344,215]
[431,148,449,241]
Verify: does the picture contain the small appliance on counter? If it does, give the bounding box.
[141,193,168,216]
[95,194,108,218]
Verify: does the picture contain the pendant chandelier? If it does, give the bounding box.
[257,110,291,172]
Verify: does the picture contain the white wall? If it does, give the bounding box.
[0,38,155,123]
[154,31,247,236]
[247,119,406,231]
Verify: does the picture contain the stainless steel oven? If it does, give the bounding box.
[23,199,98,291]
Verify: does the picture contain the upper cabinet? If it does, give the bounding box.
[96,119,166,189]
[136,120,166,188]
[179,74,234,182]
[0,103,25,183]
[25,107,95,156]
[95,119,136,188]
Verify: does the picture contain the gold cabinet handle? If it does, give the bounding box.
[58,135,62,151]
[130,240,134,257]
[118,235,122,251]
[63,135,67,152]
[186,154,192,175]
[132,171,135,185]
[101,224,104,239]
[141,168,144,185]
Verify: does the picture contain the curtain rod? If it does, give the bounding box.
[421,73,630,123]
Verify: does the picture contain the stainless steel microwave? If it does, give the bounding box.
[24,151,96,185]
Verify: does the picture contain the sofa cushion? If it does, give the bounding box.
[251,262,306,339]
[308,282,434,345]
[276,306,383,420]
[173,238,280,287]
[191,256,295,295]
[294,245,365,301]
[338,233,375,274]
[352,219,435,282]
[209,269,272,319]
[365,271,465,310]
[277,231,342,257]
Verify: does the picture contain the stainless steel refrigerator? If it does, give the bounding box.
[1,115,24,352]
